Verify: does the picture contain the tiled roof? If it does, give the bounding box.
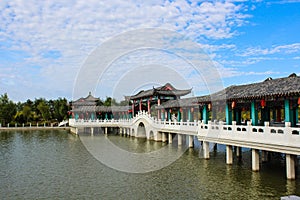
[72,92,99,105]
[158,74,300,107]
[129,83,191,100]
[71,105,130,112]
[212,73,300,101]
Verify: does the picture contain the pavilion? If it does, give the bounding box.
[157,73,300,127]
[70,92,130,120]
[70,73,300,127]
[127,83,192,119]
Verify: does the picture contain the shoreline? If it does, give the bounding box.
[0,126,70,131]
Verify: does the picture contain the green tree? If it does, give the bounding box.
[103,97,118,106]
[119,99,130,106]
[52,98,69,122]
[22,105,33,122]
[37,101,50,121]
[0,93,16,125]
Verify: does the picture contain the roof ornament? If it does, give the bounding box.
[289,73,297,78]
[264,77,273,82]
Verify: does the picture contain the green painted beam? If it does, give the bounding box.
[285,99,291,123]
[202,105,208,124]
[251,101,258,126]
[225,104,232,125]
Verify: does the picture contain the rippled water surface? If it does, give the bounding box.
[0,130,300,199]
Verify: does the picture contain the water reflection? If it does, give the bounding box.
[1,130,300,199]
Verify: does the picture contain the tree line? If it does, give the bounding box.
[0,94,130,127]
[0,93,70,127]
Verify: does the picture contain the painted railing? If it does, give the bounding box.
[69,111,199,135]
[69,111,300,153]
[198,121,300,155]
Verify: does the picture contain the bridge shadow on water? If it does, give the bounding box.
[77,128,300,199]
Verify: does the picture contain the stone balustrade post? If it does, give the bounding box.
[219,121,223,132]
[208,121,211,129]
[264,121,270,133]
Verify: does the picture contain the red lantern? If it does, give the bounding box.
[298,97,300,106]
[170,109,172,113]
[260,99,266,108]
[231,101,236,109]
[180,108,183,112]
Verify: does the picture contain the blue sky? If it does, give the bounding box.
[0,0,300,102]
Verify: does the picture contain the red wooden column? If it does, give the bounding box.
[139,99,142,111]
[276,107,281,122]
[132,100,135,117]
[157,98,161,119]
[147,99,151,113]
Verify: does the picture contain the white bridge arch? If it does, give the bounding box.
[69,110,300,180]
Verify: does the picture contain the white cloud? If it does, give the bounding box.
[0,0,252,101]
[240,43,300,57]
[214,60,280,79]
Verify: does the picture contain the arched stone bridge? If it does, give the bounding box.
[69,111,300,180]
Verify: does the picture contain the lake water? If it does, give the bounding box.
[0,130,299,199]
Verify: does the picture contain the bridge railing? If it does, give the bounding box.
[69,118,133,126]
[198,120,300,153]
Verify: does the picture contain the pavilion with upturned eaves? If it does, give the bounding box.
[70,73,300,127]
[156,73,300,127]
[70,92,130,120]
[127,83,192,119]
[70,92,99,120]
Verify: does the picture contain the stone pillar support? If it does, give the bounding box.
[168,133,172,144]
[162,132,167,143]
[286,154,296,180]
[105,127,108,135]
[91,127,94,136]
[252,149,260,171]
[203,141,210,159]
[188,135,194,148]
[178,134,182,146]
[226,145,233,164]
